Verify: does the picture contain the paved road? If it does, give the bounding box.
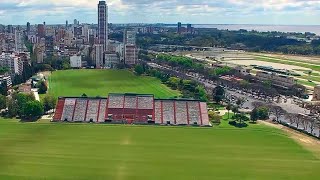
[31,89,40,102]
[147,62,319,137]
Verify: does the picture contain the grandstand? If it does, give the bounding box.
[53,93,210,126]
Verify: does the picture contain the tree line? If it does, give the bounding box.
[0,93,56,121]
[137,29,320,56]
[134,64,208,102]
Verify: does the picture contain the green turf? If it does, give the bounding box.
[48,69,180,98]
[0,119,318,180]
[297,79,317,87]
[254,55,320,72]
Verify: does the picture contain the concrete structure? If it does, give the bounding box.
[0,75,12,88]
[98,1,108,51]
[26,22,31,33]
[124,30,136,45]
[37,24,45,38]
[0,53,24,75]
[235,66,251,76]
[312,85,320,101]
[123,29,137,65]
[53,93,210,127]
[124,45,137,65]
[94,44,104,68]
[14,30,24,52]
[177,22,182,34]
[70,55,82,68]
[256,71,295,89]
[105,52,119,68]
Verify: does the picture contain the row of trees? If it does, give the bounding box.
[137,29,320,55]
[134,64,208,101]
[0,93,56,121]
[153,53,233,79]
[251,101,320,136]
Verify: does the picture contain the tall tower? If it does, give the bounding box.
[98,0,108,51]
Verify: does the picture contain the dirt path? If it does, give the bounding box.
[259,120,320,159]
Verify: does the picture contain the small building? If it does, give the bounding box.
[235,66,251,76]
[312,85,320,101]
[256,71,295,89]
[70,55,82,68]
[105,52,119,68]
[124,45,137,65]
[0,75,12,88]
[18,83,32,93]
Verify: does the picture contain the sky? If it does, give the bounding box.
[0,0,319,25]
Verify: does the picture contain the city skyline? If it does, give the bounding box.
[0,0,319,25]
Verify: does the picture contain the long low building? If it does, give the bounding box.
[53,93,210,126]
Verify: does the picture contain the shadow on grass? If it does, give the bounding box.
[229,121,248,128]
[19,117,40,123]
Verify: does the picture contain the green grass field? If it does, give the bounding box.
[254,55,320,72]
[0,119,318,180]
[297,79,317,87]
[48,69,180,98]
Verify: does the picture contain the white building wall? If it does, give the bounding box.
[70,55,82,68]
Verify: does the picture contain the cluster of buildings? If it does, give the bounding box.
[22,1,139,69]
[0,24,31,88]
[177,22,194,34]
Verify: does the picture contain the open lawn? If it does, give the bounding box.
[48,69,180,98]
[254,55,320,72]
[0,119,319,179]
[297,79,317,87]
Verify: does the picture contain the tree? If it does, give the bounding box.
[250,108,259,123]
[233,113,249,124]
[208,111,222,124]
[13,93,35,117]
[43,94,56,112]
[285,113,297,125]
[309,118,318,134]
[232,105,239,115]
[213,86,225,104]
[236,97,246,108]
[270,106,286,122]
[0,81,8,96]
[23,100,44,120]
[37,80,48,94]
[226,103,232,119]
[295,114,305,129]
[134,64,144,75]
[7,98,18,118]
[252,101,265,109]
[0,94,6,110]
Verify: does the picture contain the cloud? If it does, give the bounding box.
[0,0,319,25]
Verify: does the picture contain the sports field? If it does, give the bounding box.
[0,119,318,179]
[48,69,180,98]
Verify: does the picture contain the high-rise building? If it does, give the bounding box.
[7,25,13,34]
[123,29,137,65]
[14,30,23,52]
[187,24,192,33]
[94,44,104,68]
[98,1,108,51]
[26,22,31,33]
[66,20,68,28]
[0,53,24,75]
[177,22,182,34]
[70,55,82,68]
[124,45,137,65]
[124,30,136,45]
[74,19,77,25]
[105,52,119,68]
[37,24,45,37]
